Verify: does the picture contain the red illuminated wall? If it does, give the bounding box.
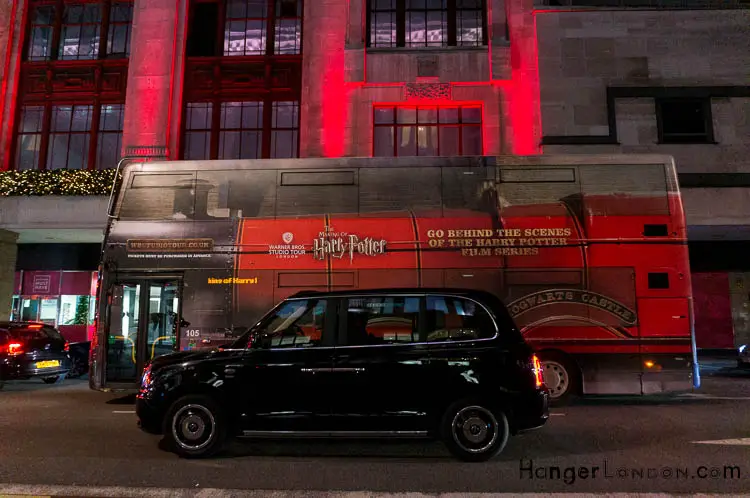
[692,272,734,349]
[507,0,542,154]
[300,0,348,157]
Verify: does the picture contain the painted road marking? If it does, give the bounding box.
[112,410,135,414]
[549,413,566,416]
[0,485,727,498]
[692,437,750,446]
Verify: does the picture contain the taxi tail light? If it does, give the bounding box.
[64,341,70,352]
[531,354,544,388]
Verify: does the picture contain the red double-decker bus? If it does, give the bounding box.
[89,154,699,402]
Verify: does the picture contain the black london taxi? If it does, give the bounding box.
[135,289,549,461]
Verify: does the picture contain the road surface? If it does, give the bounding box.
[1,360,749,496]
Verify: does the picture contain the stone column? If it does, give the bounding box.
[506,0,542,154]
[0,0,25,169]
[299,0,349,157]
[0,229,18,320]
[121,0,181,157]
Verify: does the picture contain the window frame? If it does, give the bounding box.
[23,0,134,62]
[372,104,484,157]
[13,101,125,170]
[366,0,488,50]
[655,97,715,145]
[180,97,300,160]
[186,0,304,58]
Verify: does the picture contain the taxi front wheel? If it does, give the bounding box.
[163,394,228,458]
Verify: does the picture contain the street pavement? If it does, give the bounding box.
[1,360,750,497]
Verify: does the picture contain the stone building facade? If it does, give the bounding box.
[534,5,750,350]
[0,0,748,348]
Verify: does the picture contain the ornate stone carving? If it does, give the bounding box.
[183,59,302,100]
[405,82,451,101]
[19,61,128,100]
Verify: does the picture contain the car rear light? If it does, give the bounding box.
[8,342,24,356]
[64,341,70,352]
[531,354,544,388]
[27,324,42,329]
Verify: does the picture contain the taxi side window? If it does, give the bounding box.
[425,295,496,342]
[255,299,327,349]
[343,296,421,346]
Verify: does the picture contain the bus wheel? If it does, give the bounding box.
[539,353,579,405]
[164,394,227,459]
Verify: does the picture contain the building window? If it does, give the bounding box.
[107,3,134,57]
[47,104,93,169]
[373,105,482,157]
[96,104,125,169]
[656,98,714,144]
[224,0,269,56]
[25,0,133,61]
[183,103,213,160]
[270,101,299,158]
[182,100,299,159]
[188,0,303,57]
[274,0,303,55]
[368,0,486,49]
[14,103,124,170]
[219,102,264,159]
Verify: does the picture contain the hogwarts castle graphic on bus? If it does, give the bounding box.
[107,158,688,354]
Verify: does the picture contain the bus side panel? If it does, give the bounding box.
[179,269,236,350]
[584,200,694,394]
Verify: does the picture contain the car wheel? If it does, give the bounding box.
[538,352,579,406]
[440,399,509,462]
[66,355,87,378]
[163,394,227,459]
[42,375,64,384]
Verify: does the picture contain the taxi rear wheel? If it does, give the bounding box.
[440,399,509,462]
[163,394,227,458]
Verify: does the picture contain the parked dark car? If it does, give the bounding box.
[0,321,71,388]
[136,289,549,461]
[66,341,91,378]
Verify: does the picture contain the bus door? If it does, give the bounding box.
[104,276,182,384]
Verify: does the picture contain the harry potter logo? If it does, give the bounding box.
[313,234,387,262]
[507,289,637,326]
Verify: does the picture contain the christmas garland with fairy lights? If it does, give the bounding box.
[0,169,120,196]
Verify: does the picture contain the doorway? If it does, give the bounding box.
[104,277,182,384]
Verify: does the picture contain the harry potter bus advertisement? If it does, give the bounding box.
[114,184,642,351]
[229,205,639,347]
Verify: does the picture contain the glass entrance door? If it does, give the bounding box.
[105,278,182,384]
